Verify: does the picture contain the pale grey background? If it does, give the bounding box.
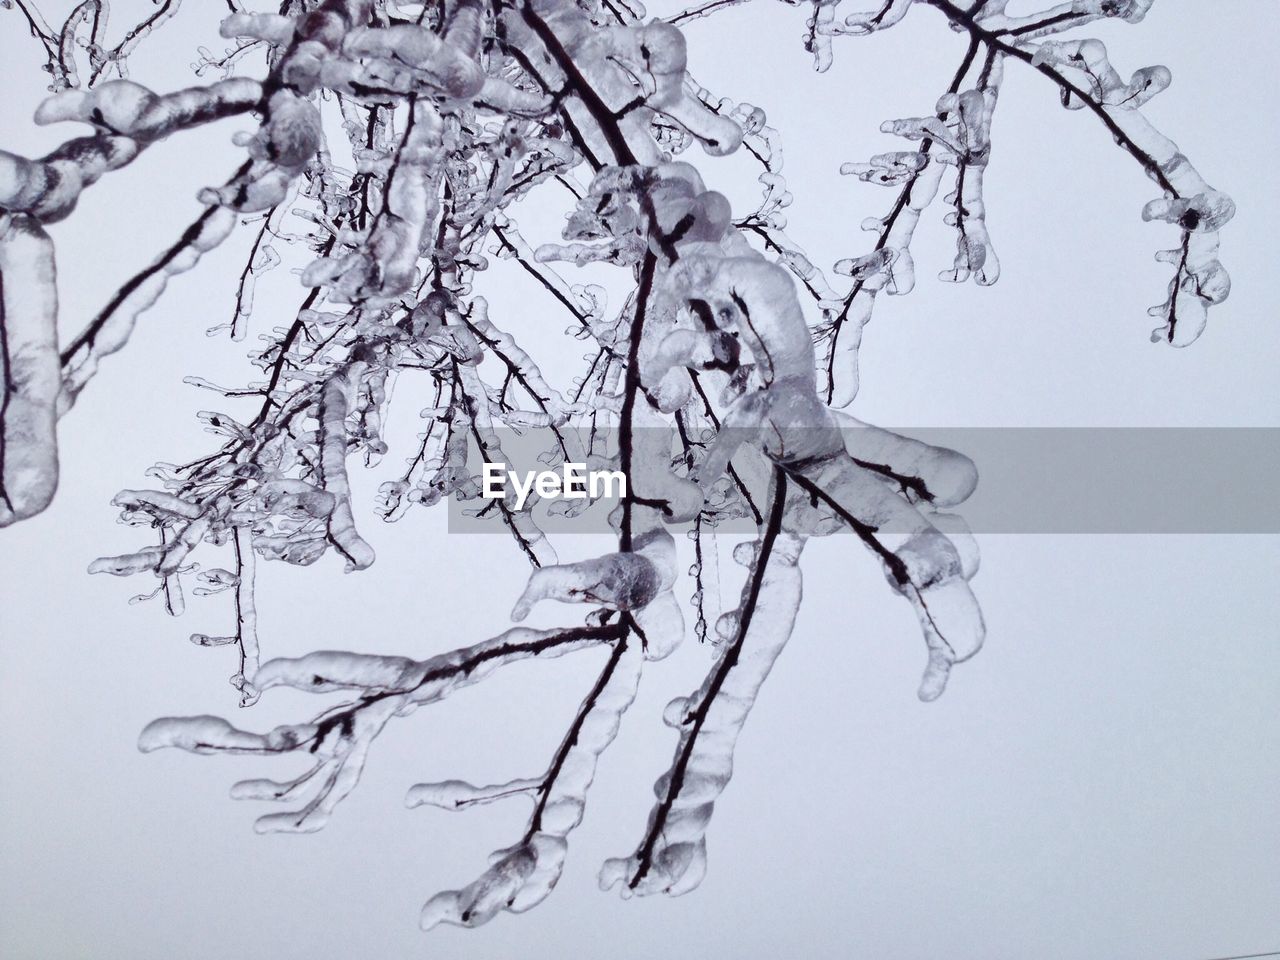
[2,2,1277,959]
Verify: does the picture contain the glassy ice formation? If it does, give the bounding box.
[2,0,1232,929]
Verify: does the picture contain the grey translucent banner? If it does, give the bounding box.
[445,427,1280,535]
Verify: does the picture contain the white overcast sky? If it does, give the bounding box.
[1,2,1277,959]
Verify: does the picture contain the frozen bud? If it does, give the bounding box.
[254,91,322,170]
[1142,189,1236,233]
[511,551,661,620]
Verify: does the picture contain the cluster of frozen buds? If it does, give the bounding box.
[0,0,1229,931]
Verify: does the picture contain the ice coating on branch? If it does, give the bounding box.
[456,358,557,567]
[60,202,239,408]
[603,485,803,896]
[140,620,625,843]
[1142,189,1234,345]
[342,23,487,99]
[35,78,262,138]
[540,153,982,692]
[600,20,742,156]
[807,0,1154,71]
[219,12,296,48]
[834,0,914,38]
[935,73,1002,285]
[978,1,1153,37]
[510,525,681,659]
[418,639,643,929]
[647,181,984,697]
[834,413,978,508]
[794,452,984,700]
[318,365,376,572]
[1,78,260,222]
[405,777,541,812]
[815,0,1232,404]
[302,99,444,301]
[8,0,187,92]
[821,44,1008,401]
[1025,35,1233,345]
[464,296,576,428]
[512,551,660,620]
[200,91,322,212]
[0,215,59,525]
[824,136,942,405]
[499,0,742,167]
[625,525,685,660]
[1030,38,1168,111]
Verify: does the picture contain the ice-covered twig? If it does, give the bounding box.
[139,620,627,838]
[814,0,1232,404]
[229,526,261,706]
[414,635,642,929]
[318,364,377,571]
[602,472,800,896]
[59,170,246,408]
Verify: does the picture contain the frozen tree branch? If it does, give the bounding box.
[0,0,1235,932]
[767,0,1235,403]
[140,621,628,837]
[603,469,800,896]
[413,632,642,928]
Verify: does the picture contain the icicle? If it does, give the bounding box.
[0,215,59,526]
[318,366,376,572]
